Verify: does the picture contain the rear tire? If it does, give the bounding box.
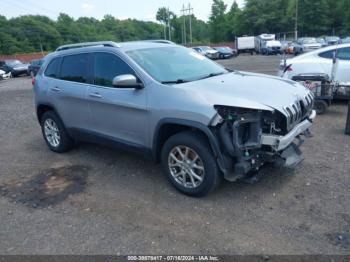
[40,111,74,153]
[314,100,328,115]
[161,131,221,197]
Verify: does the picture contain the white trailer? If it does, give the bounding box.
[236,36,255,55]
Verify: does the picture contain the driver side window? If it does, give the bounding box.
[93,52,135,87]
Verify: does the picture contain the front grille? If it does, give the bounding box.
[284,92,314,130]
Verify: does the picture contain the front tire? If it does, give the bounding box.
[41,111,74,153]
[161,131,221,197]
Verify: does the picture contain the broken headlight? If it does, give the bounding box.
[214,106,282,154]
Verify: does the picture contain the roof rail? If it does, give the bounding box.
[56,41,120,52]
[142,40,176,44]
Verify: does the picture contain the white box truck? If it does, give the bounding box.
[236,36,255,55]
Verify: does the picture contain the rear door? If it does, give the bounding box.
[47,53,91,130]
[88,52,149,147]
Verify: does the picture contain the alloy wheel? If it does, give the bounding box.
[168,146,205,189]
[44,119,61,147]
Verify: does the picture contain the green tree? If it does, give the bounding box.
[209,0,228,42]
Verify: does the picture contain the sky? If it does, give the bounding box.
[1,0,244,22]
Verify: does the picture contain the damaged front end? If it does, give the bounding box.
[211,105,315,182]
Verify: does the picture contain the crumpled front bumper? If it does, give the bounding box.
[261,110,316,151]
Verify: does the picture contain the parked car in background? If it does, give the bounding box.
[341,37,350,44]
[298,38,322,52]
[34,41,315,196]
[282,41,303,55]
[0,69,11,80]
[213,46,236,59]
[279,43,350,90]
[192,46,219,60]
[316,37,328,47]
[0,60,29,77]
[28,59,44,77]
[325,36,341,45]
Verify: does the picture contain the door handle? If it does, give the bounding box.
[89,92,102,98]
[51,87,61,92]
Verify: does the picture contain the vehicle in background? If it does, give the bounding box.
[297,38,322,52]
[282,41,303,55]
[316,37,328,47]
[34,41,315,197]
[341,37,350,44]
[0,69,11,80]
[255,34,281,55]
[279,43,350,99]
[213,46,236,59]
[325,36,341,46]
[289,41,304,55]
[236,36,255,55]
[192,46,219,60]
[0,60,29,77]
[28,59,44,77]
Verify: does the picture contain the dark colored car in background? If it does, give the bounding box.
[0,60,29,77]
[27,59,44,77]
[213,46,237,59]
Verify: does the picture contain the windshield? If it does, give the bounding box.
[303,38,317,44]
[199,46,212,51]
[127,46,228,84]
[6,60,22,66]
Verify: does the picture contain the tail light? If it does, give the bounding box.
[31,77,36,86]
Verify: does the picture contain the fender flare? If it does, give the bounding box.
[152,118,228,174]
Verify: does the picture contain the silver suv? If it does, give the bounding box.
[34,41,316,197]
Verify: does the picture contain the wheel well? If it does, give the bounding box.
[154,123,212,162]
[37,104,55,123]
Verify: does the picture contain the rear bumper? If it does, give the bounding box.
[261,110,316,151]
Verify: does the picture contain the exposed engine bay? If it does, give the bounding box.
[210,105,315,182]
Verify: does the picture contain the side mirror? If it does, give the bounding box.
[112,74,143,89]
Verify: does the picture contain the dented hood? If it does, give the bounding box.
[178,71,310,115]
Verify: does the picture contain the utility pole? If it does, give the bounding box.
[181,3,194,45]
[188,3,193,44]
[295,0,298,41]
[181,4,187,45]
[168,8,171,41]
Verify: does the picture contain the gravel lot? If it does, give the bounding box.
[0,55,349,255]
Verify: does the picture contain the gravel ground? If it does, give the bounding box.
[0,55,349,255]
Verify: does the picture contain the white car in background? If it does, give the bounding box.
[192,46,220,59]
[0,69,11,80]
[298,37,322,52]
[279,43,350,84]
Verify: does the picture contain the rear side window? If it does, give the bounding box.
[337,48,350,60]
[44,58,61,78]
[60,54,89,83]
[93,53,134,87]
[319,50,335,59]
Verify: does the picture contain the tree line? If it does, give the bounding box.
[0,0,349,55]
[208,0,350,42]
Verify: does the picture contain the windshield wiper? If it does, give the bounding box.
[196,71,226,81]
[161,79,189,84]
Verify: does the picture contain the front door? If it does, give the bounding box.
[87,52,149,147]
[334,47,350,83]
